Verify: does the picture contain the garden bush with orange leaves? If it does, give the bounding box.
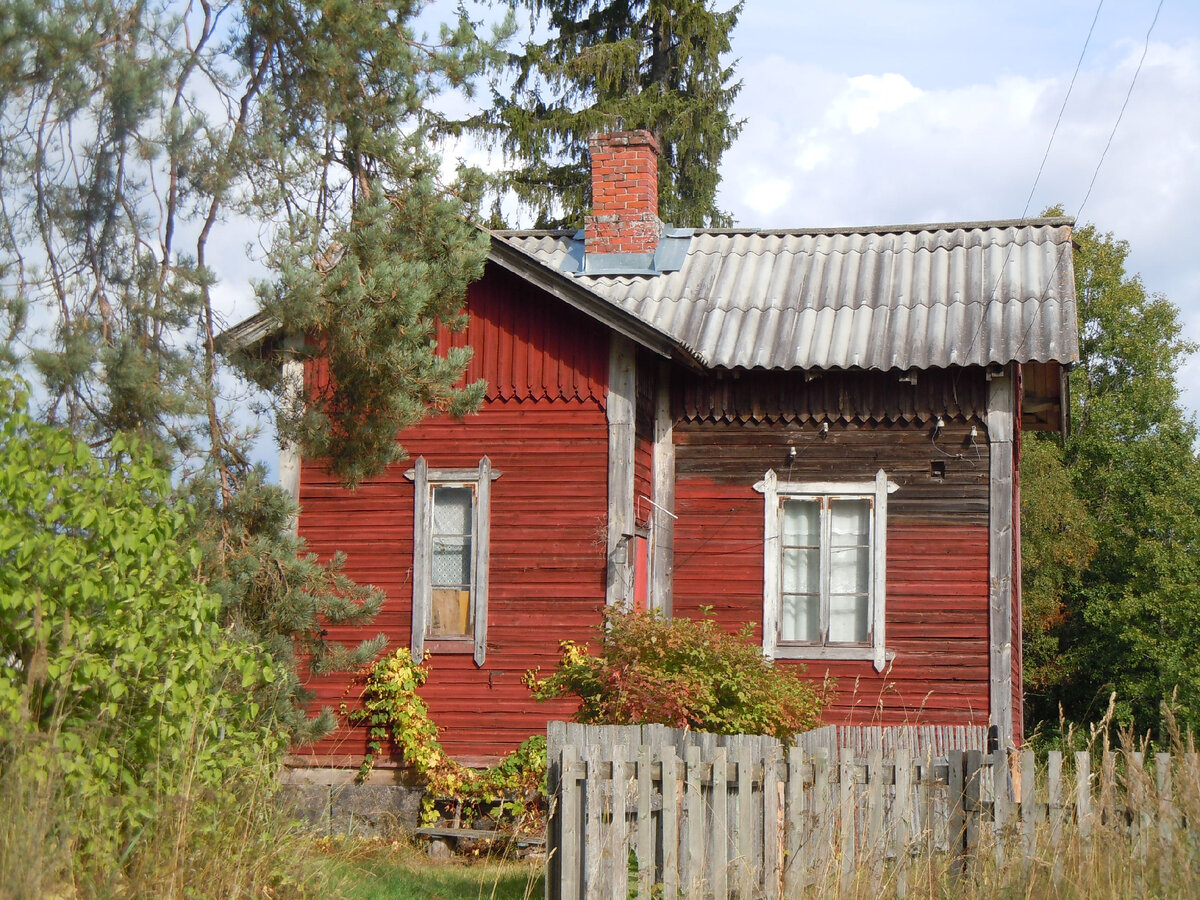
[525,607,831,740]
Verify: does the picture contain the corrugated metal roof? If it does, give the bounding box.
[497,217,1079,371]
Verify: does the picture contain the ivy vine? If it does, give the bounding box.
[346,649,546,831]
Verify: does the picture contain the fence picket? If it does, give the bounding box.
[784,746,805,898]
[893,748,912,900]
[546,722,1200,899]
[736,744,754,899]
[560,744,581,900]
[1074,751,1092,846]
[1020,750,1036,866]
[840,747,856,893]
[609,744,627,900]
[763,745,783,900]
[867,747,884,891]
[661,747,679,900]
[1048,751,1063,886]
[712,750,728,900]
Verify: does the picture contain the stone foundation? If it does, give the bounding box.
[277,766,423,838]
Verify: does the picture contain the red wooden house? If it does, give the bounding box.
[226,131,1078,770]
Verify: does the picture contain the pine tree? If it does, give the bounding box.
[0,0,510,740]
[476,0,742,228]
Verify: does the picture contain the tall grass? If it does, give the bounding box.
[0,732,337,900]
[803,703,1200,900]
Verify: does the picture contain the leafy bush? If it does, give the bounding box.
[349,649,547,833]
[0,377,280,859]
[525,607,831,740]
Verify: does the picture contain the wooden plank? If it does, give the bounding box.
[585,746,603,898]
[987,370,1015,746]
[893,748,913,899]
[1020,750,1036,864]
[964,749,983,857]
[947,749,965,867]
[1130,751,1148,863]
[546,722,566,900]
[763,745,783,900]
[650,359,675,614]
[712,750,728,899]
[784,747,806,898]
[661,747,679,900]
[1074,751,1092,845]
[1048,751,1063,885]
[560,744,581,900]
[813,748,832,882]
[840,748,856,894]
[606,335,636,608]
[1157,752,1173,886]
[1101,750,1116,828]
[636,745,653,899]
[609,744,627,900]
[992,749,1012,869]
[685,745,704,897]
[867,746,884,892]
[736,743,754,899]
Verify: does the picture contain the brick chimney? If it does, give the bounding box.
[585,131,663,257]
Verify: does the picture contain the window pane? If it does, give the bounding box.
[430,588,472,636]
[830,499,869,546]
[781,594,820,642]
[433,486,472,535]
[829,546,869,594]
[782,547,819,594]
[782,499,819,544]
[829,594,869,643]
[433,537,471,587]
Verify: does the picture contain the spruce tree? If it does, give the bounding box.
[0,0,510,741]
[477,0,742,228]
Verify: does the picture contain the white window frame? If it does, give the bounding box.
[754,468,896,672]
[406,457,500,667]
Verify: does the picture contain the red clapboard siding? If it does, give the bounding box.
[672,475,991,728]
[438,262,608,405]
[297,397,609,763]
[293,266,613,763]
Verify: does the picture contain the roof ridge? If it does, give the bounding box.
[495,217,1073,239]
[691,216,1075,238]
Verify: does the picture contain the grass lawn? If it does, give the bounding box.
[324,841,543,900]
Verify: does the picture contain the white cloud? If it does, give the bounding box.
[719,31,1200,408]
[826,73,922,134]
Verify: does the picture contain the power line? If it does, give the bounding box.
[1076,0,1166,219]
[1021,0,1106,220]
[962,0,1107,367]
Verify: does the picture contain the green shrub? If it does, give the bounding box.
[526,607,831,740]
[0,376,280,861]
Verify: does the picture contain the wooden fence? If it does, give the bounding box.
[544,721,1198,900]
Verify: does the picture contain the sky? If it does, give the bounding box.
[437,0,1200,406]
[718,0,1200,407]
[216,0,1200,467]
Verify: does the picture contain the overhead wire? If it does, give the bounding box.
[1076,0,1166,220]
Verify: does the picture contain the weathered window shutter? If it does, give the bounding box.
[473,456,492,666]
[411,456,430,660]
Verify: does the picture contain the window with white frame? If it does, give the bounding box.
[755,468,895,672]
[406,457,499,666]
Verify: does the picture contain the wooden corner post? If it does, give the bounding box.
[987,367,1016,747]
[606,335,637,608]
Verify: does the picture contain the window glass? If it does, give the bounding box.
[781,593,820,643]
[430,486,473,637]
[780,496,872,646]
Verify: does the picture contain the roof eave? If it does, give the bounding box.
[485,232,702,367]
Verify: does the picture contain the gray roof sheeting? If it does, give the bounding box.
[498,218,1079,371]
